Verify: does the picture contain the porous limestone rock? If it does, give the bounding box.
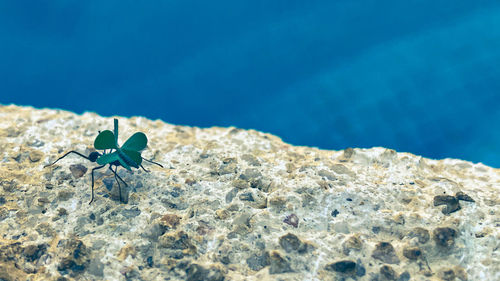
[0,104,498,281]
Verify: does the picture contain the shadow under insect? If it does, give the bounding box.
[44,118,163,204]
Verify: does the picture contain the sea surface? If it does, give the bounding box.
[0,1,499,167]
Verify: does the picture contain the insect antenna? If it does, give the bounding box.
[44,151,94,168]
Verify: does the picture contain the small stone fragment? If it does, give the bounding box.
[1,180,18,192]
[57,190,74,201]
[342,234,363,255]
[331,209,339,217]
[279,233,310,254]
[239,192,254,201]
[159,214,181,229]
[241,154,261,166]
[185,263,225,281]
[215,209,229,220]
[338,148,353,161]
[398,271,411,281]
[455,191,474,202]
[407,227,430,244]
[240,168,262,180]
[269,251,293,274]
[372,242,400,264]
[225,188,238,203]
[283,213,299,228]
[23,243,48,262]
[355,260,366,277]
[57,208,68,216]
[146,256,154,267]
[28,150,43,162]
[36,222,55,237]
[87,258,105,277]
[318,169,337,181]
[57,238,90,276]
[433,195,461,214]
[433,227,457,248]
[121,207,141,218]
[246,251,270,271]
[380,265,396,280]
[453,266,468,281]
[325,260,356,273]
[438,268,456,281]
[69,164,88,178]
[38,197,50,204]
[402,246,423,260]
[159,231,196,255]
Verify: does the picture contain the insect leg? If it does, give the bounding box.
[142,157,164,168]
[110,166,128,203]
[110,166,128,187]
[89,165,106,204]
[140,164,150,173]
[44,151,92,168]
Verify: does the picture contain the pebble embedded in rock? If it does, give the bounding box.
[159,213,181,229]
[380,264,397,280]
[283,213,299,228]
[433,195,461,214]
[433,227,457,248]
[57,190,74,201]
[121,207,141,218]
[56,238,90,276]
[342,234,363,255]
[159,231,196,255]
[225,188,238,203]
[318,169,337,181]
[325,260,356,273]
[438,268,456,281]
[184,263,225,281]
[398,271,411,281]
[372,242,400,264]
[402,246,423,260]
[407,227,430,244]
[455,191,474,202]
[246,251,270,271]
[269,251,293,274]
[69,164,88,178]
[23,243,48,262]
[279,233,310,254]
[241,154,261,166]
[1,180,18,192]
[28,151,43,162]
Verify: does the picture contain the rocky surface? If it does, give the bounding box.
[0,104,498,281]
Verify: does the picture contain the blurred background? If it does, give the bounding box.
[0,0,499,167]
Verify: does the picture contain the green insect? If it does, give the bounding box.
[44,118,163,204]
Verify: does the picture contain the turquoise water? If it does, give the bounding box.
[0,1,499,167]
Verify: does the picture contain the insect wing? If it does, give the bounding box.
[116,155,132,171]
[122,149,142,167]
[94,130,118,150]
[122,132,147,151]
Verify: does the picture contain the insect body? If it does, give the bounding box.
[45,118,163,204]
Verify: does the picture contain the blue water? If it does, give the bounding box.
[1,1,499,167]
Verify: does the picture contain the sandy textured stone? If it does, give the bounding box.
[0,104,499,281]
